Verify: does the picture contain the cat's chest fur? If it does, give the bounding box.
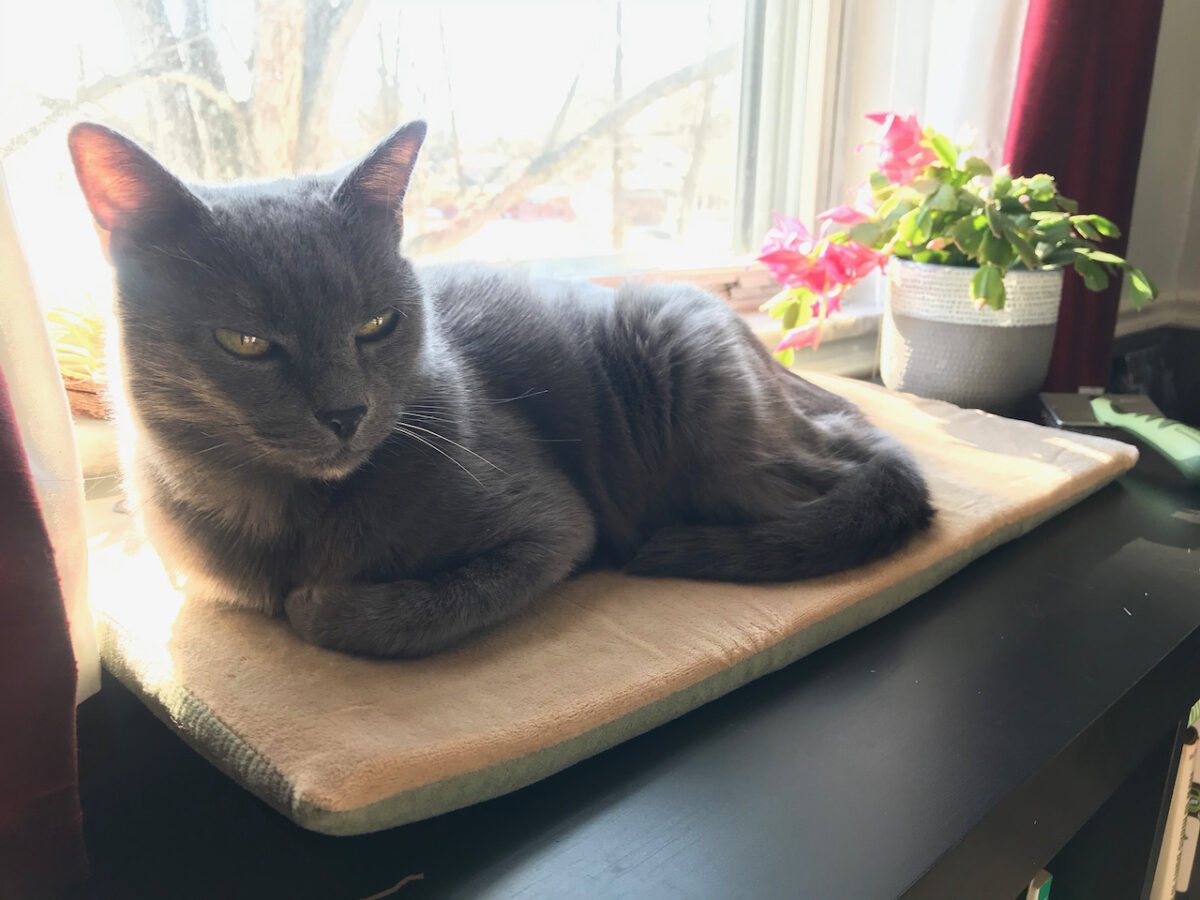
[134,419,526,614]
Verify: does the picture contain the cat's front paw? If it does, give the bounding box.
[284,584,357,652]
[284,580,448,657]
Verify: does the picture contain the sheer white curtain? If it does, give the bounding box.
[0,165,100,703]
[803,0,1029,320]
[825,0,1029,212]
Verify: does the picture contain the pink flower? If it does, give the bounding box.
[817,205,870,226]
[818,239,889,286]
[776,322,821,352]
[757,213,820,289]
[865,112,937,185]
[759,214,889,354]
[820,291,843,318]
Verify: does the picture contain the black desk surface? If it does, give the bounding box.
[78,468,1200,900]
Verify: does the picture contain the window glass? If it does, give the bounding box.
[1,0,747,313]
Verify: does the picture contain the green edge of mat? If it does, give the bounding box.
[97,468,1128,836]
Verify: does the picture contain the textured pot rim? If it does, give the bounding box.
[886,258,1065,327]
[889,258,1065,280]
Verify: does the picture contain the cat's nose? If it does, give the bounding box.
[316,405,367,440]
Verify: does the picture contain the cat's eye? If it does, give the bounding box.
[214,328,274,358]
[356,310,399,342]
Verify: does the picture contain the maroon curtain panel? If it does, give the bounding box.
[0,367,88,899]
[1004,0,1164,392]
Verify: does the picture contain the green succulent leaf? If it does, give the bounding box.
[1056,195,1079,214]
[1007,229,1040,270]
[929,183,958,211]
[848,221,884,246]
[1087,215,1120,237]
[984,204,1006,238]
[775,346,795,367]
[1085,249,1126,266]
[869,171,890,192]
[1041,246,1080,267]
[992,173,1013,198]
[1126,267,1158,310]
[897,206,934,245]
[781,300,802,330]
[1073,255,1110,292]
[879,196,916,226]
[930,133,957,167]
[980,230,1016,268]
[950,215,988,256]
[1024,175,1056,200]
[962,156,992,178]
[911,248,950,264]
[1034,221,1072,245]
[1071,217,1101,241]
[971,263,1007,310]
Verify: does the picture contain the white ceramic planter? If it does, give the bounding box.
[881,260,1065,413]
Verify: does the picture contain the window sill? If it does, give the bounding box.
[73,416,120,487]
[588,257,775,316]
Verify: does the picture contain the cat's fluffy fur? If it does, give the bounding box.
[68,120,933,657]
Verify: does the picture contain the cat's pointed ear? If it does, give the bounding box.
[67,123,206,254]
[332,120,427,233]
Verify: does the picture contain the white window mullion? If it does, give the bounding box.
[733,0,846,252]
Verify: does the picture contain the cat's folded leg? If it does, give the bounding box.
[285,524,595,658]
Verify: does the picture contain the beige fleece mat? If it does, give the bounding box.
[87,375,1138,835]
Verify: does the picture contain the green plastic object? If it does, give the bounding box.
[1090,397,1200,481]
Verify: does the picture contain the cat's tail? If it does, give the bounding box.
[625,435,934,582]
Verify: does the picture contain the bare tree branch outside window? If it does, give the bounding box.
[3,0,746,286]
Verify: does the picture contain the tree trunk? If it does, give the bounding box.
[677,78,715,235]
[181,0,244,179]
[295,0,370,172]
[611,0,626,250]
[251,0,307,176]
[112,0,205,175]
[678,6,718,235]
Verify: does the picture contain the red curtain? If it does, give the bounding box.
[0,367,88,898]
[1004,0,1164,392]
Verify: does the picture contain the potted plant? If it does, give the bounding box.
[46,297,111,419]
[758,112,1157,412]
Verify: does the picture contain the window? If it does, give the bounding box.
[1,0,779,314]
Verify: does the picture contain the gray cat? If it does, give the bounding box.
[68,120,933,658]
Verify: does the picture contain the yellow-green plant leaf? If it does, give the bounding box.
[1127,268,1155,309]
[963,156,992,178]
[930,133,957,167]
[970,263,1007,310]
[1074,256,1109,291]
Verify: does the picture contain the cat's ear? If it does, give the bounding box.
[332,120,427,234]
[67,123,207,258]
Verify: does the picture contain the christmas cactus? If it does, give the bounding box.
[760,112,1158,364]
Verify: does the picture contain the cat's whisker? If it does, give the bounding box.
[227,447,275,473]
[489,388,549,404]
[394,425,485,487]
[400,415,460,429]
[397,423,508,475]
[409,387,548,406]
